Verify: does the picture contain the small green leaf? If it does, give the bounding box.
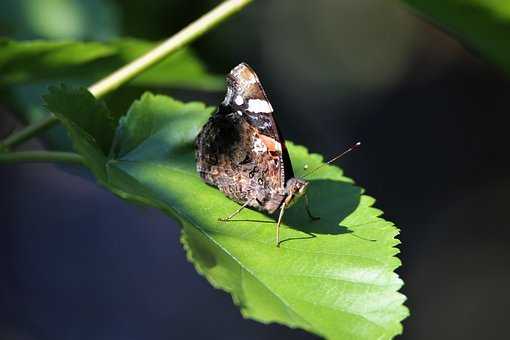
[403,0,510,74]
[43,84,115,181]
[43,87,408,339]
[0,38,223,90]
[115,93,215,161]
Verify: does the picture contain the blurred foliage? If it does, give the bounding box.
[404,0,510,74]
[0,0,119,151]
[264,0,419,93]
[43,86,408,339]
[0,38,221,152]
[0,39,223,90]
[0,0,120,40]
[0,0,221,152]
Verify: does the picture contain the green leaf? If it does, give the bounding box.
[2,38,223,153]
[0,40,114,83]
[115,93,215,161]
[403,0,510,74]
[0,38,223,90]
[45,87,408,339]
[43,84,115,181]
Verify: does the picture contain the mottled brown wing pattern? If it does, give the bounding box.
[224,63,295,182]
[196,63,317,246]
[196,108,286,214]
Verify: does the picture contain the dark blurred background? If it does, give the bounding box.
[2,0,510,339]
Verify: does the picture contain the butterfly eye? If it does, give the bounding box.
[257,178,264,185]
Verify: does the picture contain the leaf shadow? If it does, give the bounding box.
[281,179,362,244]
[128,129,363,245]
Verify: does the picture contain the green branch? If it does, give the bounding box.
[0,151,84,164]
[0,0,253,151]
[1,116,60,150]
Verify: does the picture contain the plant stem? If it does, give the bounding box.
[1,0,253,151]
[89,0,252,97]
[0,151,84,164]
[1,116,60,151]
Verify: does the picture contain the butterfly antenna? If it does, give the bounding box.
[302,141,361,179]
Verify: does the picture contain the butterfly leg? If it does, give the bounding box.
[304,194,320,221]
[218,200,252,222]
[276,201,287,247]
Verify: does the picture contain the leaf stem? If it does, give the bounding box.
[0,151,84,164]
[89,0,252,97]
[1,116,59,151]
[0,0,252,150]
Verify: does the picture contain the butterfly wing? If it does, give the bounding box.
[196,63,292,214]
[225,63,294,182]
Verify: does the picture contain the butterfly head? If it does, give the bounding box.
[285,177,309,207]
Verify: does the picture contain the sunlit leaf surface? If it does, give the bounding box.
[43,87,408,339]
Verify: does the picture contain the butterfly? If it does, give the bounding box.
[196,63,359,246]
